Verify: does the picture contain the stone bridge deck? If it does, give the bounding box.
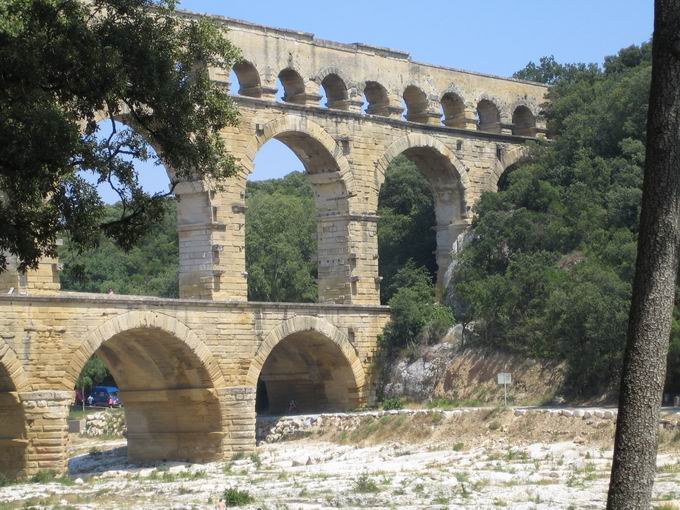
[0,293,389,478]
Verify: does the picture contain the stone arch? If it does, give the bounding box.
[90,109,178,184]
[0,341,28,392]
[65,311,226,463]
[375,133,470,193]
[65,311,225,390]
[242,115,355,199]
[232,60,262,97]
[512,104,537,137]
[376,134,471,300]
[318,70,349,110]
[278,67,307,104]
[361,80,391,116]
[246,315,364,387]
[246,316,366,413]
[0,341,28,480]
[476,98,502,133]
[403,85,430,123]
[493,145,530,190]
[441,91,467,128]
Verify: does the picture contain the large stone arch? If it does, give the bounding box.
[493,144,530,190]
[246,315,365,390]
[241,115,355,198]
[247,316,367,414]
[375,133,471,195]
[375,134,472,300]
[65,310,225,391]
[65,310,227,464]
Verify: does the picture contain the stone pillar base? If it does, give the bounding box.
[218,387,256,456]
[20,390,72,477]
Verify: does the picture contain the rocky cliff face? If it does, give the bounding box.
[382,342,566,405]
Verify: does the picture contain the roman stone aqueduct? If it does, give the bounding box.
[0,12,548,478]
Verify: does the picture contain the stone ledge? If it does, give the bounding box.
[0,293,390,313]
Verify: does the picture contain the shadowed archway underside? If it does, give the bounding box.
[93,327,223,463]
[257,330,361,415]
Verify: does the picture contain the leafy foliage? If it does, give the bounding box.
[378,156,437,303]
[60,198,179,297]
[0,0,241,271]
[381,262,453,350]
[76,355,109,391]
[455,43,655,395]
[245,172,317,302]
[221,487,254,507]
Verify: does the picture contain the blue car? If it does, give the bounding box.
[91,386,121,407]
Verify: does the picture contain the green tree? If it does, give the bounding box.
[381,261,454,350]
[245,172,317,302]
[378,156,437,303]
[76,355,109,392]
[453,43,653,395]
[60,198,179,297]
[0,0,240,272]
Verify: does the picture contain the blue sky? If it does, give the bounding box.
[93,0,654,201]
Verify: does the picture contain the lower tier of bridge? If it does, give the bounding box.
[0,293,390,478]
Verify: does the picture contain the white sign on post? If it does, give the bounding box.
[497,372,512,385]
[497,372,512,406]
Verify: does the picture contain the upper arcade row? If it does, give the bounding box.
[183,10,550,138]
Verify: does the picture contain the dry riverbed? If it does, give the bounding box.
[1,408,679,509]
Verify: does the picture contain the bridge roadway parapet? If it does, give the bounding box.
[0,293,389,477]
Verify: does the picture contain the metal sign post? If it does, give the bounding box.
[497,372,512,407]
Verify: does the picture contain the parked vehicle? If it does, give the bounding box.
[91,386,121,407]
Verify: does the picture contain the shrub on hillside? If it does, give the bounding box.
[381,261,454,350]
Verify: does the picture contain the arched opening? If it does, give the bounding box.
[441,92,466,128]
[0,362,26,480]
[72,326,223,464]
[245,124,351,304]
[64,119,179,298]
[255,331,360,415]
[403,85,429,123]
[498,162,520,191]
[363,81,390,116]
[278,68,306,104]
[245,140,317,303]
[320,74,348,110]
[230,61,262,98]
[378,156,437,304]
[476,99,502,133]
[378,141,467,302]
[512,105,537,136]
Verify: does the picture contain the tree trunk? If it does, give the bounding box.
[607,1,680,508]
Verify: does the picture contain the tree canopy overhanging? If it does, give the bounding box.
[0,0,241,272]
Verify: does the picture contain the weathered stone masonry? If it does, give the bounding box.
[0,11,548,478]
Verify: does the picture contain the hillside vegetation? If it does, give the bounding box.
[454,43,679,397]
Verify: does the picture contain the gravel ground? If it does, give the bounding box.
[1,411,679,510]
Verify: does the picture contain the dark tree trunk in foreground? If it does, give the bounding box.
[607,1,680,508]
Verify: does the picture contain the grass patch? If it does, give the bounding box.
[658,462,680,474]
[222,488,254,507]
[353,472,380,493]
[381,397,403,410]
